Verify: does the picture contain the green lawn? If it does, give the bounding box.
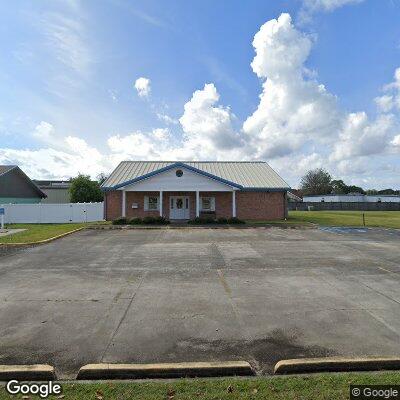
[288,211,400,229]
[0,223,85,244]
[1,372,400,399]
[251,211,400,229]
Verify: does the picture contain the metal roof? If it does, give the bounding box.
[102,161,290,190]
[33,180,71,189]
[0,165,16,177]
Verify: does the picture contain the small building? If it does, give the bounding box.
[34,180,71,204]
[303,194,400,203]
[102,161,290,221]
[0,165,47,204]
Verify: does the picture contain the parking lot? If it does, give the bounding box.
[0,226,400,378]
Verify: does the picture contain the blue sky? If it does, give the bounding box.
[0,0,399,188]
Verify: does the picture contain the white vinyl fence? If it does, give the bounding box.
[0,202,104,223]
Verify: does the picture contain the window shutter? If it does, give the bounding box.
[144,196,148,211]
[211,197,215,211]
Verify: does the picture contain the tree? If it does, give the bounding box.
[378,188,396,195]
[69,174,103,203]
[331,179,347,194]
[97,173,108,185]
[345,185,365,194]
[300,168,332,195]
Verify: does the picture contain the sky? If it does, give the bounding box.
[0,0,399,189]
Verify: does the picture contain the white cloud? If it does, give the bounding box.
[134,77,151,98]
[299,0,364,23]
[378,67,400,112]
[156,113,178,125]
[107,128,172,160]
[375,94,394,113]
[179,83,244,152]
[2,12,399,189]
[243,13,399,186]
[392,134,400,148]
[302,0,363,12]
[0,145,109,180]
[152,128,170,140]
[243,13,339,158]
[330,113,395,161]
[42,12,91,75]
[33,121,55,141]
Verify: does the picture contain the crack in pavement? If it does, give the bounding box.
[100,271,147,361]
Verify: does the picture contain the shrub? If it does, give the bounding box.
[142,216,157,225]
[188,217,216,224]
[129,217,143,225]
[227,217,245,224]
[112,217,128,225]
[154,216,170,225]
[217,217,228,224]
[141,216,170,225]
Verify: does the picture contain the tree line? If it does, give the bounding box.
[299,169,399,196]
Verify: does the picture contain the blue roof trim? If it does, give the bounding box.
[105,162,243,190]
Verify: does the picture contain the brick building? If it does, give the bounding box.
[102,161,290,221]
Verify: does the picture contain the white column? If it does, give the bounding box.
[196,190,200,217]
[122,190,126,217]
[159,190,163,217]
[232,190,236,218]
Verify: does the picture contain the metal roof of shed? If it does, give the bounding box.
[0,165,16,177]
[102,161,290,190]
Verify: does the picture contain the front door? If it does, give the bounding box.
[170,196,190,219]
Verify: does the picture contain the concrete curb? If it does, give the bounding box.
[86,224,308,230]
[0,227,84,246]
[77,361,254,380]
[0,365,55,381]
[274,357,400,374]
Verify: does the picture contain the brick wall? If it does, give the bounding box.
[105,190,286,221]
[125,191,160,219]
[236,191,285,220]
[200,191,233,218]
[104,190,122,221]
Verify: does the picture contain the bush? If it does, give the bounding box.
[142,216,157,225]
[141,216,170,225]
[217,217,228,224]
[112,217,128,225]
[188,217,216,224]
[227,217,245,224]
[129,218,143,225]
[153,216,169,225]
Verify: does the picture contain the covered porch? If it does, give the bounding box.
[121,190,237,220]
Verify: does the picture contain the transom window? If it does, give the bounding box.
[145,196,159,211]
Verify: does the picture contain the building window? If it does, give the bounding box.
[176,169,183,177]
[201,197,215,211]
[145,196,159,211]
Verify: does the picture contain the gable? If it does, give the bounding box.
[0,168,45,198]
[121,165,237,191]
